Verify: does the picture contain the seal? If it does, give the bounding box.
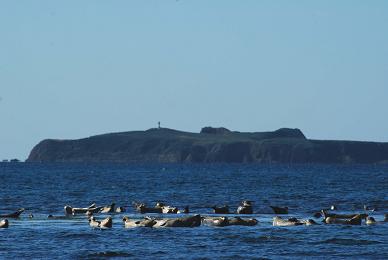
[273,216,304,226]
[100,203,116,213]
[366,216,376,225]
[273,216,316,226]
[0,219,9,228]
[134,203,163,214]
[237,201,253,214]
[89,216,100,228]
[89,216,112,229]
[135,202,181,214]
[227,217,258,226]
[122,217,156,228]
[155,202,179,214]
[303,219,318,225]
[116,206,126,213]
[325,214,364,225]
[153,214,202,228]
[201,216,258,227]
[65,203,103,215]
[177,206,189,214]
[321,210,368,220]
[0,208,24,218]
[161,206,179,214]
[202,217,229,227]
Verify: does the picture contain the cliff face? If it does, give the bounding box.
[26,127,388,164]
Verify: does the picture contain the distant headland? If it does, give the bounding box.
[26,127,388,164]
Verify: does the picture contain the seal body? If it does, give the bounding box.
[134,203,163,214]
[153,215,202,228]
[100,203,116,213]
[237,201,253,214]
[122,217,156,228]
[273,217,315,226]
[273,217,303,226]
[325,214,363,225]
[0,208,24,218]
[65,204,103,215]
[89,216,113,228]
[228,217,258,226]
[202,217,229,227]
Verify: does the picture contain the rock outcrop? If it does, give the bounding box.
[26,127,388,164]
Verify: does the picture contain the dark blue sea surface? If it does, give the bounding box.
[0,163,387,259]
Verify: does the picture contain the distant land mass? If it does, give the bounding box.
[26,127,388,164]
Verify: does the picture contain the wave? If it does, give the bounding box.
[84,251,134,258]
[314,238,382,246]
[58,233,96,239]
[241,235,299,244]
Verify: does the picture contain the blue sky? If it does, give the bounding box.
[1,0,388,160]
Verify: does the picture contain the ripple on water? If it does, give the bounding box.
[58,232,96,239]
[312,238,382,246]
[241,235,300,244]
[81,251,134,259]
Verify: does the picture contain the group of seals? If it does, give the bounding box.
[122,215,202,228]
[64,203,125,216]
[82,204,388,229]
[44,203,127,222]
[202,216,258,227]
[134,202,188,214]
[272,208,388,227]
[321,210,369,225]
[272,210,388,227]
[134,201,289,215]
[2,203,387,230]
[64,203,103,215]
[122,215,258,229]
[212,202,289,215]
[316,210,388,226]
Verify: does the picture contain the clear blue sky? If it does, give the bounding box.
[1,0,388,160]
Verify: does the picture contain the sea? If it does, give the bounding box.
[0,162,387,259]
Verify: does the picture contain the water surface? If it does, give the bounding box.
[0,163,387,259]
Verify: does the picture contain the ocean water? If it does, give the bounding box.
[0,163,387,259]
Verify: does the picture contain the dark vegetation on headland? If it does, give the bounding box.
[26,127,388,164]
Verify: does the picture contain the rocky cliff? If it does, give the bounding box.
[26,127,388,164]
